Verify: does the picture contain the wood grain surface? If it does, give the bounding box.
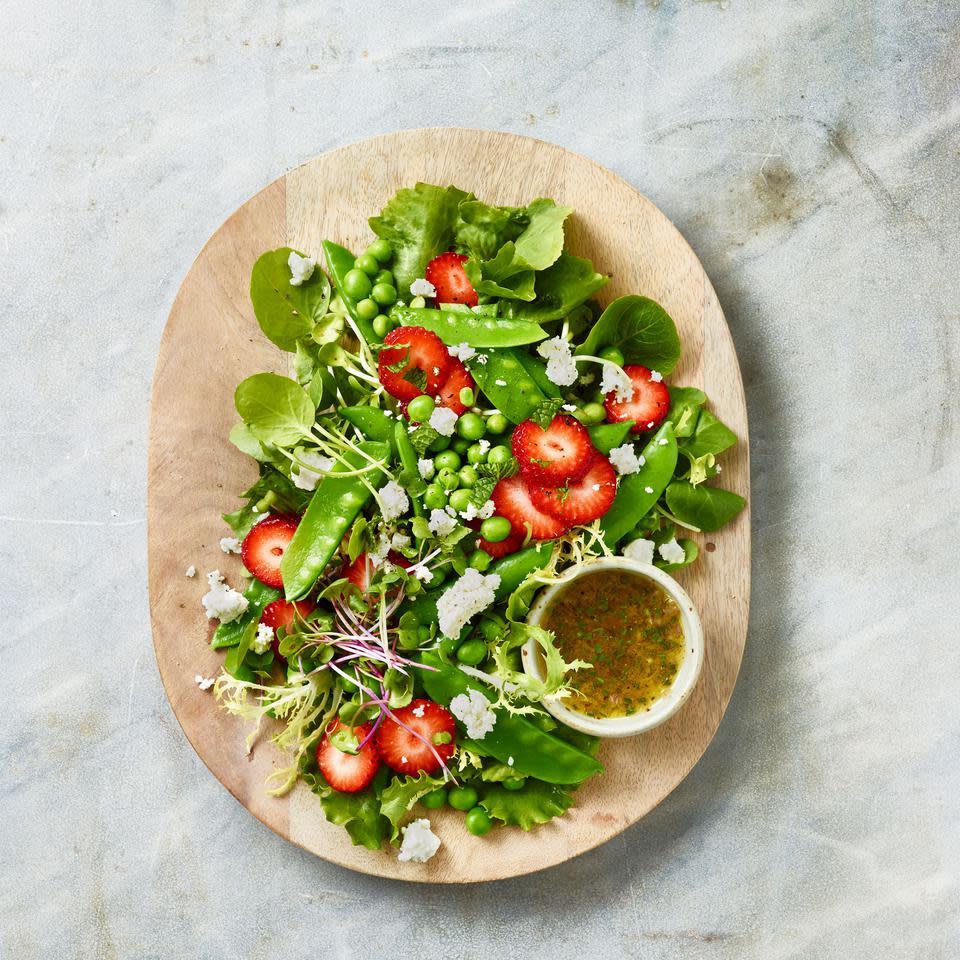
[147,128,750,883]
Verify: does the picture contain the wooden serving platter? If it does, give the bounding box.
[148,128,750,883]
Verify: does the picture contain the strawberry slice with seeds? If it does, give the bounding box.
[492,474,569,541]
[342,552,373,593]
[435,358,475,414]
[260,598,315,658]
[604,365,670,434]
[529,453,618,526]
[241,515,299,588]
[425,252,478,307]
[374,699,456,776]
[316,720,382,794]
[378,326,451,402]
[511,414,594,486]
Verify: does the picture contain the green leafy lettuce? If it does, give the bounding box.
[480,780,575,829]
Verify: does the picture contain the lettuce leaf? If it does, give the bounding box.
[379,771,446,841]
[508,252,608,323]
[316,767,390,850]
[480,780,574,829]
[454,199,527,260]
[491,621,590,702]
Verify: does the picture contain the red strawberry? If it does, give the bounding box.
[316,720,381,794]
[529,454,618,526]
[241,515,299,588]
[435,358,475,414]
[492,474,569,541]
[261,598,315,657]
[477,529,524,559]
[342,552,373,593]
[425,252,478,307]
[604,365,670,434]
[511,415,594,486]
[378,326,451,402]
[375,699,456,776]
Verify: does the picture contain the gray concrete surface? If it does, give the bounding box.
[2,1,958,957]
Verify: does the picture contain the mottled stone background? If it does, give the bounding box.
[1,1,957,957]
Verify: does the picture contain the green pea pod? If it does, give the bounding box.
[491,543,553,600]
[280,441,391,600]
[419,652,603,784]
[600,422,678,546]
[388,305,547,348]
[393,419,424,517]
[469,350,546,424]
[588,420,635,455]
[513,349,562,399]
[211,579,281,649]
[321,240,376,344]
[339,406,397,449]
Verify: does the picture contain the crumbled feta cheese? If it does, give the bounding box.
[390,532,411,552]
[253,511,272,524]
[417,458,435,480]
[287,251,316,286]
[638,455,646,467]
[185,565,196,578]
[436,568,501,638]
[407,561,433,582]
[561,403,577,412]
[194,674,216,690]
[507,756,514,766]
[369,533,391,567]
[658,538,687,565]
[658,438,669,446]
[608,443,641,476]
[251,623,274,654]
[494,379,507,387]
[379,480,410,523]
[398,818,441,863]
[429,406,458,436]
[448,342,476,362]
[649,370,663,383]
[450,689,497,740]
[644,486,654,494]
[591,484,600,491]
[646,421,655,429]
[412,703,426,718]
[600,363,634,403]
[410,278,437,298]
[459,499,494,522]
[201,570,249,623]
[475,354,488,365]
[716,465,723,473]
[292,450,334,491]
[477,439,490,455]
[623,538,656,565]
[536,336,577,386]
[428,508,458,537]
[383,408,394,417]
[219,537,242,555]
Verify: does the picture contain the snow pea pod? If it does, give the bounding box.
[321,240,377,344]
[469,350,546,424]
[513,349,562,399]
[491,543,553,600]
[388,305,547,348]
[588,420,634,455]
[393,419,424,517]
[210,579,280,649]
[600,422,678,546]
[419,652,603,784]
[339,406,397,450]
[280,440,391,600]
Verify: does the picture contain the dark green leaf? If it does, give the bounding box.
[664,481,746,532]
[576,295,681,374]
[234,373,316,447]
[509,252,608,323]
[529,398,564,430]
[409,424,440,456]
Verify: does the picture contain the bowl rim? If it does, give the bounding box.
[522,556,705,738]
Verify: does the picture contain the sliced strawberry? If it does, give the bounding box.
[241,515,299,588]
[435,358,475,414]
[425,252,478,307]
[261,598,315,657]
[511,414,594,486]
[477,529,525,558]
[378,326,451,402]
[316,720,381,794]
[374,699,456,776]
[529,454,618,526]
[387,550,411,569]
[342,552,373,593]
[492,474,569,541]
[604,365,670,434]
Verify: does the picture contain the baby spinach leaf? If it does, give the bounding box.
[249,247,331,351]
[666,386,707,438]
[576,295,681,374]
[679,409,738,458]
[379,771,446,841]
[234,373,316,447]
[665,481,746,532]
[228,422,274,462]
[509,252,608,323]
[464,258,537,301]
[222,464,311,536]
[479,780,574,830]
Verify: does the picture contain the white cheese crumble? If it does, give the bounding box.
[649,370,663,383]
[287,251,316,286]
[390,532,411,552]
[475,353,488,365]
[494,379,507,387]
[623,538,656,565]
[477,439,490,455]
[407,561,433,582]
[194,674,216,690]
[369,533,391,567]
[658,438,669,446]
[436,568,501,638]
[428,508,458,537]
[219,537,242,555]
[536,336,577,386]
[450,689,497,740]
[644,486,654,494]
[292,450,334,491]
[600,363,634,403]
[417,458,435,480]
[429,406,458,437]
[448,342,476,362]
[201,570,249,623]
[658,538,687,565]
[561,403,577,413]
[397,818,441,863]
[458,499,495,522]
[608,443,641,476]
[409,278,437,298]
[251,623,274,654]
[412,703,426,718]
[185,565,196,578]
[379,480,410,523]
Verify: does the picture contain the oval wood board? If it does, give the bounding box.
[148,128,750,883]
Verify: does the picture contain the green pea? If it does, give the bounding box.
[434,450,461,472]
[374,268,395,286]
[356,297,379,324]
[428,567,447,588]
[478,615,505,643]
[582,402,606,424]
[466,443,487,465]
[417,624,432,642]
[372,313,391,339]
[343,268,372,300]
[423,483,447,510]
[447,786,479,811]
[459,386,476,407]
[486,413,509,435]
[458,465,478,488]
[502,777,527,791]
[599,346,625,367]
[465,806,493,836]
[421,788,447,810]
[480,516,511,543]
[437,468,459,492]
[407,394,436,423]
[451,437,471,455]
[457,412,486,440]
[468,549,492,572]
[487,444,512,465]
[355,253,380,276]
[449,489,473,514]
[429,434,451,452]
[371,282,397,306]
[366,237,393,263]
[456,638,487,666]
[409,295,427,309]
[439,635,459,658]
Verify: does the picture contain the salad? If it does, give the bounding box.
[198,183,745,864]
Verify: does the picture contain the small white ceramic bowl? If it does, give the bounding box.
[522,557,704,738]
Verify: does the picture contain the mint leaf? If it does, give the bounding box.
[529,398,563,431]
[409,424,440,455]
[470,456,519,506]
